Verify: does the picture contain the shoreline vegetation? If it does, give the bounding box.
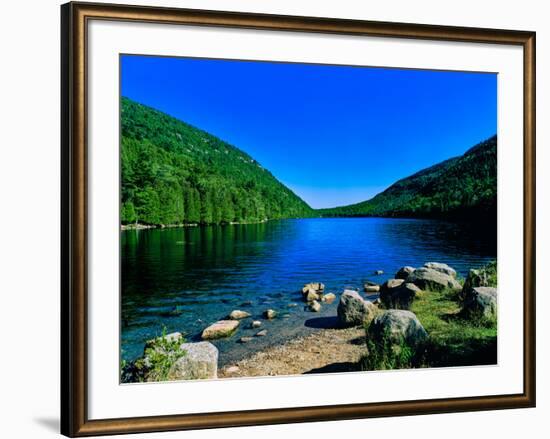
[122,260,497,383]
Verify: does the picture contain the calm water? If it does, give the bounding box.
[121,218,496,365]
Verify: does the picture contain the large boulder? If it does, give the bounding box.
[406,267,461,291]
[380,282,421,309]
[462,287,497,320]
[337,290,376,327]
[395,266,415,280]
[424,262,457,278]
[201,320,239,339]
[168,342,218,380]
[369,310,428,346]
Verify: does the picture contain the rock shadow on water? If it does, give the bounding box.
[304,316,341,329]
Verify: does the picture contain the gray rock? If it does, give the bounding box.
[201,320,239,340]
[364,284,380,293]
[264,309,277,319]
[322,292,336,304]
[309,300,321,312]
[382,278,405,290]
[228,310,251,320]
[395,266,415,280]
[424,262,457,278]
[380,282,421,310]
[406,267,461,291]
[461,265,496,300]
[369,310,428,346]
[337,290,376,327]
[462,287,497,320]
[168,342,218,380]
[250,320,262,328]
[239,336,253,343]
[255,329,268,337]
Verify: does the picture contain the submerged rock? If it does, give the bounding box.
[406,267,461,292]
[228,310,251,320]
[160,306,184,317]
[395,266,415,280]
[337,290,376,327]
[239,336,253,343]
[369,310,428,346]
[424,262,457,278]
[255,329,268,337]
[374,270,384,275]
[462,286,497,320]
[169,342,218,380]
[201,320,239,340]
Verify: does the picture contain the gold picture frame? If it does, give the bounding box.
[61,2,536,436]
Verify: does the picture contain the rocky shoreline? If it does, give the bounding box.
[122,261,497,383]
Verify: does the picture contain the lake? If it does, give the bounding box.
[121,217,496,365]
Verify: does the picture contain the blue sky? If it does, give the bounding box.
[121,55,497,209]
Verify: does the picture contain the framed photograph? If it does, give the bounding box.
[61,1,536,436]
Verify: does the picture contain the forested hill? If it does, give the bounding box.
[120,97,313,225]
[319,135,497,222]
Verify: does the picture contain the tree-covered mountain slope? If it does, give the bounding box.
[121,97,313,225]
[319,135,497,221]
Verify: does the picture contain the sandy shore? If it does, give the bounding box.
[219,326,367,378]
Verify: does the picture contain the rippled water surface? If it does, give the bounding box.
[121,218,496,364]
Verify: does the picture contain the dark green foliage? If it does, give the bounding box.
[120,97,313,225]
[320,136,497,222]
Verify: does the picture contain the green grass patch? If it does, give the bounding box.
[410,287,497,367]
[362,264,497,371]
